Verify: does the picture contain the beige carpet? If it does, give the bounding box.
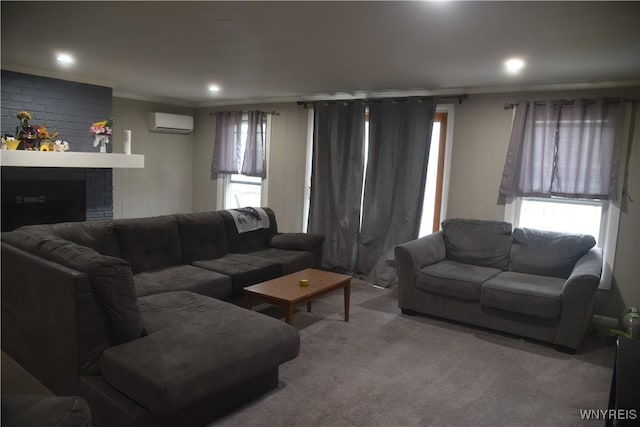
[214,280,614,427]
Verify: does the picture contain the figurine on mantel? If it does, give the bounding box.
[13,111,65,151]
[89,118,113,153]
[15,111,39,150]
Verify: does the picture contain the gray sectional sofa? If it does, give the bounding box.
[1,207,324,427]
[395,218,603,351]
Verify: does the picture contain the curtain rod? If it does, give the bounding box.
[504,99,640,110]
[209,110,279,116]
[297,94,469,108]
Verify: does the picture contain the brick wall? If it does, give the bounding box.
[1,70,114,221]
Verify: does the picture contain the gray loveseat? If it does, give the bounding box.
[1,207,324,427]
[395,218,602,351]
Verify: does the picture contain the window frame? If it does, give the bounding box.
[216,114,270,210]
[517,196,606,244]
[419,105,455,235]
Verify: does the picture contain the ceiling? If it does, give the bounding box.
[2,1,639,107]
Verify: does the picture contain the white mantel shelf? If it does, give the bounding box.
[1,150,144,168]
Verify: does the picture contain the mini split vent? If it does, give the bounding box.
[148,112,194,134]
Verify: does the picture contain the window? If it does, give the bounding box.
[418,110,452,237]
[518,197,603,245]
[218,116,267,209]
[499,99,623,200]
[501,99,625,290]
[303,105,454,234]
[224,174,262,209]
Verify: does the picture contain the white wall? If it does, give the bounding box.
[112,97,195,218]
[445,93,514,220]
[192,102,309,232]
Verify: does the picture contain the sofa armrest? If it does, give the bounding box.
[395,231,446,272]
[269,233,325,251]
[1,395,92,427]
[556,248,603,349]
[565,247,603,284]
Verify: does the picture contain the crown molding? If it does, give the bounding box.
[2,63,117,89]
[458,80,640,96]
[4,63,638,108]
[112,91,196,109]
[194,80,640,108]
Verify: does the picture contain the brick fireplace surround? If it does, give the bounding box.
[1,70,113,229]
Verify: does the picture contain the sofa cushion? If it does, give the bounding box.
[175,211,229,263]
[37,239,143,344]
[416,260,501,301]
[3,231,142,344]
[1,230,59,253]
[247,248,314,274]
[269,233,325,252]
[510,228,596,279]
[114,216,183,274]
[441,218,512,270]
[135,265,232,300]
[21,221,121,258]
[193,254,281,295]
[132,277,170,297]
[481,271,565,319]
[103,291,300,415]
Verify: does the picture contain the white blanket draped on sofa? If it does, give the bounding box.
[227,207,270,233]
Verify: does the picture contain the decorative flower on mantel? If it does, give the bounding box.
[89,119,113,136]
[90,118,113,153]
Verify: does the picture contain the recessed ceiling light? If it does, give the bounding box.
[56,53,75,66]
[208,85,220,93]
[504,57,525,75]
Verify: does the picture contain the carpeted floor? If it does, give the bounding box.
[214,280,615,427]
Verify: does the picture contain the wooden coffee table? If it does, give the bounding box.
[243,268,351,325]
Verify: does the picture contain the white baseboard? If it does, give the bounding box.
[592,314,618,328]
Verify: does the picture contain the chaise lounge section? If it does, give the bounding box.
[395,218,603,351]
[1,207,324,427]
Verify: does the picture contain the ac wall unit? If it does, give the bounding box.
[148,112,194,134]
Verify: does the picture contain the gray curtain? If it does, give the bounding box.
[242,111,267,178]
[308,101,366,271]
[500,98,625,200]
[359,99,436,286]
[211,111,242,177]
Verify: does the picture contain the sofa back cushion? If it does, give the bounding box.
[175,211,229,263]
[37,239,144,345]
[220,207,279,253]
[510,228,596,279]
[2,230,142,351]
[21,221,121,258]
[441,218,512,270]
[114,216,183,274]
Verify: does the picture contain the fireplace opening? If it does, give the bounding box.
[1,180,86,231]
